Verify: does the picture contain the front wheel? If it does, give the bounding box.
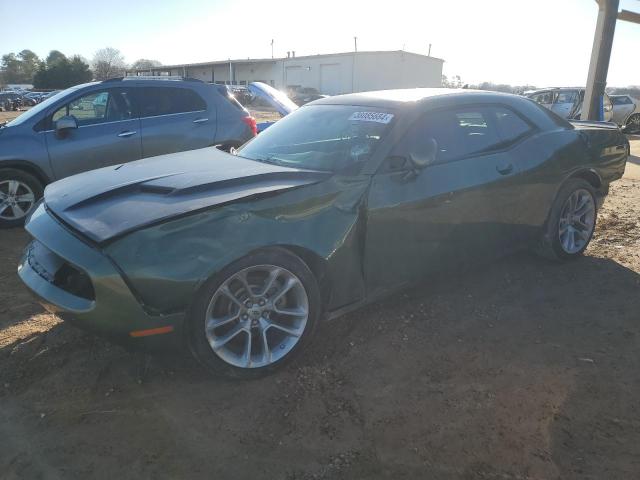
[536,179,598,261]
[0,168,43,229]
[188,248,321,378]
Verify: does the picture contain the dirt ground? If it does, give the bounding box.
[0,109,26,124]
[1,139,639,480]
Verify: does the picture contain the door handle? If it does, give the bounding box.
[193,118,209,124]
[117,130,137,138]
[496,163,514,175]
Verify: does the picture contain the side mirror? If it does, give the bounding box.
[55,115,77,138]
[409,138,438,168]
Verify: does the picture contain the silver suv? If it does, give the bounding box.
[0,77,257,227]
[610,94,639,132]
[526,88,613,123]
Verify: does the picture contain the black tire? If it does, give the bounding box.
[188,247,321,379]
[624,113,640,134]
[0,168,44,229]
[536,178,598,261]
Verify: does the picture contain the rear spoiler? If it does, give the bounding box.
[569,119,619,130]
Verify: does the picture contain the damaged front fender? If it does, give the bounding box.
[104,175,372,316]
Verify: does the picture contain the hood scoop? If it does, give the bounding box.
[45,147,328,243]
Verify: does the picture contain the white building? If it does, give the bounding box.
[127,50,444,95]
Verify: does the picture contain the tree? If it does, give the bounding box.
[46,50,67,66]
[0,50,43,84]
[1,53,22,83]
[33,52,92,89]
[92,47,127,80]
[442,74,463,88]
[131,58,162,71]
[18,49,42,81]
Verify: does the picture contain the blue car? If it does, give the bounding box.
[0,77,258,227]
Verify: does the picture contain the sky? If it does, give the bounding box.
[1,0,639,87]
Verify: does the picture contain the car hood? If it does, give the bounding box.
[44,147,330,244]
[248,82,298,117]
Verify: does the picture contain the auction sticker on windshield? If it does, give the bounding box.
[348,111,394,124]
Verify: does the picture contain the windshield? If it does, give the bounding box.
[236,105,395,172]
[5,84,87,127]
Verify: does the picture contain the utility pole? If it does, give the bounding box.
[271,39,274,59]
[354,36,358,52]
[428,43,432,56]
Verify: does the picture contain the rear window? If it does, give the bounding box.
[611,96,632,105]
[137,87,206,117]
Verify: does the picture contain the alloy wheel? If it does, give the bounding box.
[558,188,596,254]
[0,180,36,221]
[204,265,309,368]
[627,114,640,134]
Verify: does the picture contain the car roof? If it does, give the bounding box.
[100,77,206,86]
[311,88,521,109]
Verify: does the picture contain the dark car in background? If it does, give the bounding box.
[18,89,628,378]
[288,86,328,106]
[0,77,257,227]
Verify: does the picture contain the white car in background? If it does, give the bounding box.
[610,95,640,133]
[526,88,613,123]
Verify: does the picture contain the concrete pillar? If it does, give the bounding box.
[582,0,619,121]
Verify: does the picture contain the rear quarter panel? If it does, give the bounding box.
[573,126,628,183]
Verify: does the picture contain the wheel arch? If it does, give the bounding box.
[568,168,602,190]
[0,160,51,187]
[542,172,601,233]
[188,244,331,320]
[276,244,331,305]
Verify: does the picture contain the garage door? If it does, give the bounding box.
[320,64,342,95]
[285,66,303,88]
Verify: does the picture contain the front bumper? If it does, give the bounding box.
[18,203,185,350]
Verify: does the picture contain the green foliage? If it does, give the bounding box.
[33,51,93,89]
[1,50,42,84]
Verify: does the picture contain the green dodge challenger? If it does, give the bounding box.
[18,89,629,377]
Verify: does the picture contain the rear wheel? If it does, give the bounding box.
[536,179,597,261]
[189,248,321,378]
[0,169,43,228]
[625,113,640,134]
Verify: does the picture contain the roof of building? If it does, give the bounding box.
[127,50,444,73]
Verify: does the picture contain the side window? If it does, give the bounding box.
[399,106,531,166]
[554,91,578,105]
[138,87,206,118]
[531,92,552,104]
[400,107,499,164]
[177,88,207,112]
[51,89,133,127]
[492,107,534,143]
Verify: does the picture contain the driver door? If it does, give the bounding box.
[45,88,142,180]
[364,106,526,296]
